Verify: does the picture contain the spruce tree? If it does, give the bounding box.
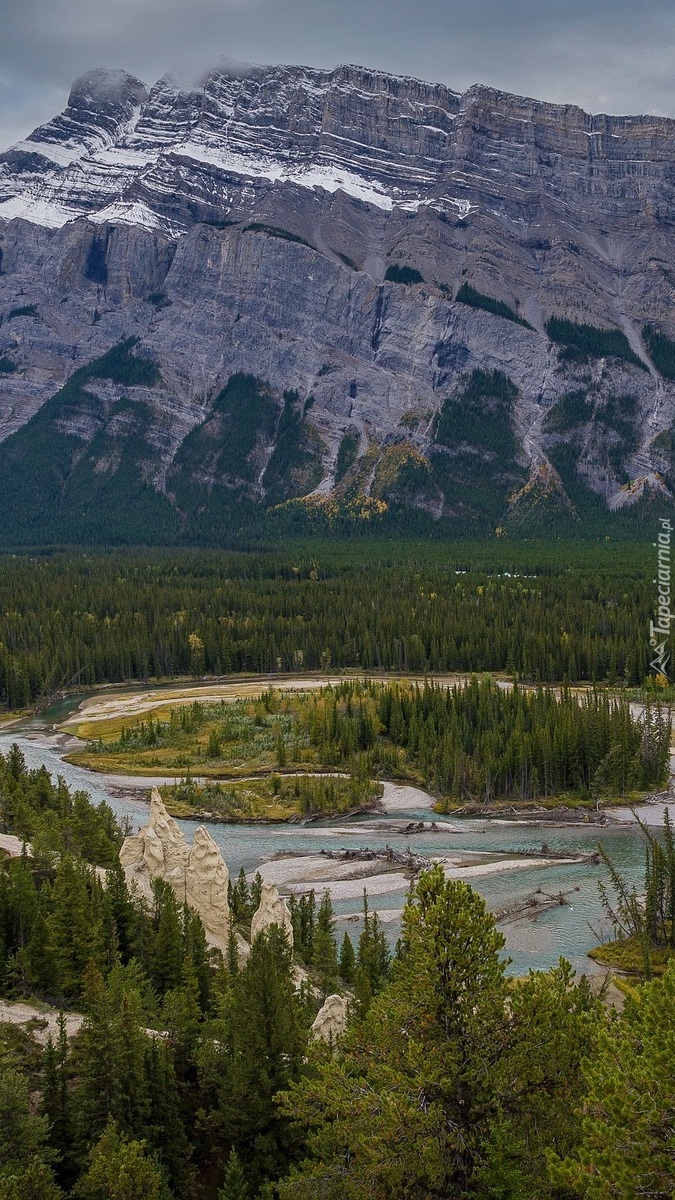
[72,1120,166,1200]
[312,892,339,997]
[223,926,309,1189]
[150,882,183,997]
[218,1148,251,1200]
[338,932,355,985]
[41,1016,77,1190]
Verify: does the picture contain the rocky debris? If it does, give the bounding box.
[494,887,577,925]
[638,790,675,806]
[250,881,294,947]
[0,833,31,858]
[311,993,350,1044]
[510,843,600,865]
[319,846,432,873]
[120,789,230,948]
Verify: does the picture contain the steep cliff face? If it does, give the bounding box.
[1,59,675,540]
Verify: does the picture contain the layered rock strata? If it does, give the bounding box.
[2,60,675,530]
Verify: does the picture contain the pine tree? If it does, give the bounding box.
[41,1015,77,1190]
[218,1148,251,1200]
[143,1038,193,1195]
[312,892,339,998]
[278,866,602,1200]
[150,881,183,997]
[338,932,355,985]
[0,1067,62,1199]
[72,1120,166,1200]
[551,960,675,1198]
[223,926,309,1189]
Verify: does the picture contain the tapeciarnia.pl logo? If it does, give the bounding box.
[650,517,673,681]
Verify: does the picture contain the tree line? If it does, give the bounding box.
[87,678,671,806]
[0,542,659,710]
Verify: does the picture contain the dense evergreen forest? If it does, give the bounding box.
[1,754,675,1198]
[0,540,658,710]
[79,678,671,806]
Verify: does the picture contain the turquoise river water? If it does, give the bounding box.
[1,692,667,979]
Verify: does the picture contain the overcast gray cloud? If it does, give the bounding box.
[2,0,675,150]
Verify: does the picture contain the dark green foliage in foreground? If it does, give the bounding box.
[455,282,534,328]
[0,540,661,710]
[545,316,646,369]
[0,745,120,864]
[384,264,424,284]
[279,866,604,1199]
[550,959,675,1198]
[0,749,318,1196]
[642,323,675,379]
[3,776,675,1200]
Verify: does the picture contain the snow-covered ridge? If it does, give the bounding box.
[0,63,462,234]
[2,59,675,238]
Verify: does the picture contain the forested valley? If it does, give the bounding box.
[0,751,673,1199]
[1,537,674,1198]
[0,540,658,710]
[76,677,671,807]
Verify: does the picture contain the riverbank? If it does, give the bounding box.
[0,710,662,980]
[54,675,670,827]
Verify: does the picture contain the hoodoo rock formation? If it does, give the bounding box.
[311,993,350,1043]
[250,881,294,947]
[120,789,230,948]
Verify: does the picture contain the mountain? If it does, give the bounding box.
[1,59,675,542]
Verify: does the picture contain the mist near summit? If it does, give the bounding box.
[2,0,675,150]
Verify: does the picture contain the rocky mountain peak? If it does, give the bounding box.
[1,58,675,541]
[1,69,148,181]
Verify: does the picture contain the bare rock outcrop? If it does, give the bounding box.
[185,825,231,947]
[250,881,294,947]
[4,60,675,536]
[120,789,230,948]
[311,994,350,1043]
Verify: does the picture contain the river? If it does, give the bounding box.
[0,690,666,979]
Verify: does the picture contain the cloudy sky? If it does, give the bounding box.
[1,0,674,150]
